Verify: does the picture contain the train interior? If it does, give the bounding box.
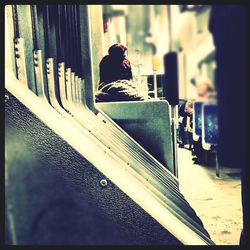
[4,5,245,246]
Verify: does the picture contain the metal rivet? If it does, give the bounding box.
[100,179,108,187]
[5,94,9,103]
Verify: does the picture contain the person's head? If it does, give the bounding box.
[185,99,193,114]
[99,44,133,84]
[195,77,213,98]
[108,44,128,61]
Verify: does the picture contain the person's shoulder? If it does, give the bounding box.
[107,80,147,101]
[100,55,110,64]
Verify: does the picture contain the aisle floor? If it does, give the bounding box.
[177,147,242,245]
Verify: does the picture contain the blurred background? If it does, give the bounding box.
[100,5,215,99]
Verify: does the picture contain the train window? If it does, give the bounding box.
[101,5,169,76]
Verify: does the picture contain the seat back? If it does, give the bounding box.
[193,101,203,141]
[97,100,174,174]
[202,103,218,150]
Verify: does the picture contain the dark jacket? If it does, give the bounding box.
[179,101,193,129]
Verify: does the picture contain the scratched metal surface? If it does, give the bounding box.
[5,91,182,245]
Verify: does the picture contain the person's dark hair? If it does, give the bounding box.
[108,44,127,61]
[99,44,133,86]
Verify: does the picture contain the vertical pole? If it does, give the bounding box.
[152,57,160,99]
[78,5,96,112]
[78,5,104,113]
[215,151,220,177]
[136,49,141,88]
[171,105,179,178]
[205,150,208,164]
[167,5,179,178]
[138,64,141,88]
[88,5,105,91]
[153,70,157,98]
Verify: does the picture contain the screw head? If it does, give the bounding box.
[5,94,9,103]
[100,179,108,187]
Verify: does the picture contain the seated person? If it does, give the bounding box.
[178,100,193,149]
[95,44,149,102]
[195,77,215,102]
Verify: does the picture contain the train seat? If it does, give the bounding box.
[97,100,174,174]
